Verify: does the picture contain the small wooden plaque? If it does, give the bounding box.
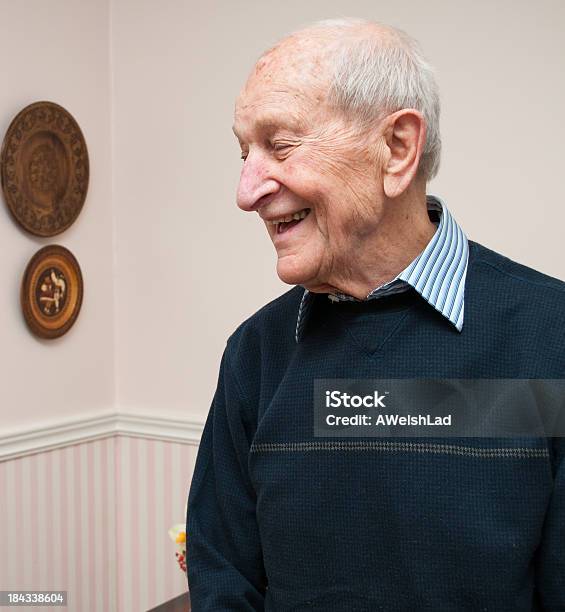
[1,101,89,236]
[20,245,83,339]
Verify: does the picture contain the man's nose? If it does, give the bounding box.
[236,152,280,212]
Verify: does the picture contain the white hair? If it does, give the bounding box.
[284,18,442,181]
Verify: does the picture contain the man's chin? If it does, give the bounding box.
[276,257,317,287]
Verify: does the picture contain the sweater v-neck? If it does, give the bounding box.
[316,288,421,357]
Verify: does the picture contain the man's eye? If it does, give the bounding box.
[272,142,292,156]
[240,152,248,161]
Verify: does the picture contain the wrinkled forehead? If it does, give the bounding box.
[234,36,332,129]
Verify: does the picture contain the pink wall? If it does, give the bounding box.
[0,436,197,612]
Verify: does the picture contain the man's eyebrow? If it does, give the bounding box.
[232,114,306,142]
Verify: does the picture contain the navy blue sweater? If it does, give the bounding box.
[187,240,565,611]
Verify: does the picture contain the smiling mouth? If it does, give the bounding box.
[267,208,311,234]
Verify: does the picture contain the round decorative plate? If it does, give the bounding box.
[1,101,89,236]
[20,245,84,339]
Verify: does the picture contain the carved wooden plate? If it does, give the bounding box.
[1,101,89,236]
[21,245,84,339]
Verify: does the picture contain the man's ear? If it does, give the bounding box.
[381,109,426,198]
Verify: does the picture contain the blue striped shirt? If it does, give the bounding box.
[295,195,469,342]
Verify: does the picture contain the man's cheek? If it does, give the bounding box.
[305,151,349,181]
[312,209,339,243]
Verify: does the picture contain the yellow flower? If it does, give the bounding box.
[168,523,186,544]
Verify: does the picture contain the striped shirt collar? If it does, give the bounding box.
[295,195,469,343]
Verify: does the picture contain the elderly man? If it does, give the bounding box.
[187,19,565,611]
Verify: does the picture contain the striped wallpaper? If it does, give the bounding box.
[0,435,198,612]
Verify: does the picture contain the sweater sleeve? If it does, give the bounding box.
[535,436,565,609]
[186,345,267,610]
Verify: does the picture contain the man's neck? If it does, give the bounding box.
[307,189,437,299]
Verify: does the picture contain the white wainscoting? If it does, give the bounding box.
[0,412,205,612]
